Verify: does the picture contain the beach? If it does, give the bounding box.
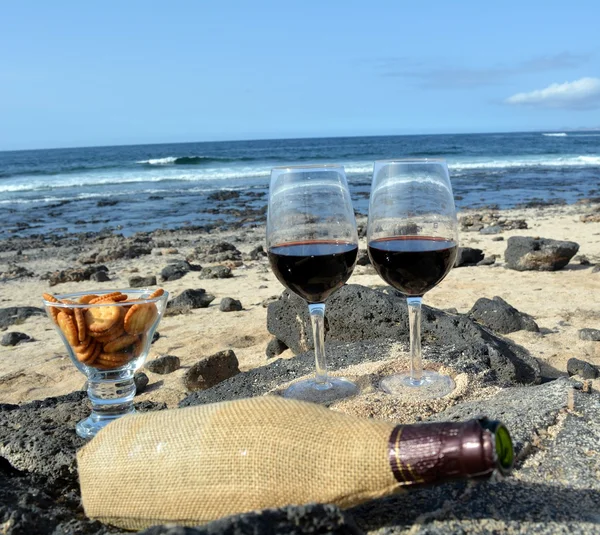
[2,200,599,407]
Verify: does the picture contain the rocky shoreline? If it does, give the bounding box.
[1,201,600,533]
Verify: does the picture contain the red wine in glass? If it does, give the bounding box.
[267,164,360,403]
[367,236,458,297]
[268,240,358,303]
[367,159,460,399]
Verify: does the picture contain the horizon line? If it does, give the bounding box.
[1,127,599,154]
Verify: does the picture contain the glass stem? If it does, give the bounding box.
[308,303,330,388]
[407,297,423,385]
[87,369,136,422]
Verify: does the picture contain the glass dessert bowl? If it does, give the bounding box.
[42,288,168,438]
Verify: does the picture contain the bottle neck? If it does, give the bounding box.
[388,419,510,485]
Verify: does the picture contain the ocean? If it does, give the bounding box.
[0,132,599,238]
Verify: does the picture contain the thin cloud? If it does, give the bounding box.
[380,52,590,89]
[505,77,600,109]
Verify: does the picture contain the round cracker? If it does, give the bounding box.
[124,303,158,335]
[149,288,165,299]
[43,293,61,324]
[84,304,120,333]
[57,311,79,347]
[89,292,128,304]
[75,339,98,363]
[42,293,59,303]
[79,294,99,304]
[74,308,87,342]
[95,352,130,370]
[103,334,138,354]
[82,342,101,366]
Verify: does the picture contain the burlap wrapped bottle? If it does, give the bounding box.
[77,396,512,530]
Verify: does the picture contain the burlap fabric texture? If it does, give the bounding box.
[77,396,399,530]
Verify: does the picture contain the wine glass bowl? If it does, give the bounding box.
[42,288,168,438]
[367,159,459,398]
[267,165,360,403]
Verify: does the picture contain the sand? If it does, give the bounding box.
[1,202,599,408]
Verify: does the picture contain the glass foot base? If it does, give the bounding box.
[283,377,359,404]
[380,371,455,399]
[76,408,135,439]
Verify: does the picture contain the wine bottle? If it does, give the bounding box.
[77,396,513,530]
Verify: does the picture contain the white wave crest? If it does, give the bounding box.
[450,155,600,171]
[137,157,178,165]
[543,133,568,137]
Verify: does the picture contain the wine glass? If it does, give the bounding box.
[367,159,459,399]
[267,164,360,403]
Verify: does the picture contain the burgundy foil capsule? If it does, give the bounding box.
[388,418,514,485]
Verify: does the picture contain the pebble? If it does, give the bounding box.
[566,357,599,379]
[266,338,288,359]
[578,328,600,341]
[1,331,32,346]
[129,275,158,288]
[220,297,243,312]
[134,372,149,394]
[183,350,240,392]
[146,355,181,375]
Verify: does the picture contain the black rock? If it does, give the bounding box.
[0,264,34,281]
[505,236,579,271]
[183,349,240,391]
[492,236,505,242]
[146,355,181,375]
[567,357,599,379]
[266,337,288,358]
[476,256,496,266]
[356,250,371,266]
[129,275,158,288]
[46,265,109,286]
[191,241,242,263]
[578,328,600,341]
[479,225,503,235]
[1,331,32,346]
[0,391,89,485]
[207,190,240,201]
[139,503,362,535]
[90,270,110,282]
[160,261,192,282]
[90,239,152,263]
[468,296,539,334]
[167,289,216,309]
[134,372,150,394]
[454,247,484,267]
[199,265,232,279]
[265,285,540,386]
[246,245,267,261]
[96,199,119,207]
[0,306,45,329]
[219,297,243,312]
[593,264,600,273]
[152,331,160,343]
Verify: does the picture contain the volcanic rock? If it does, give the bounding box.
[0,307,45,329]
[505,236,579,271]
[266,285,539,385]
[468,296,539,334]
[454,247,484,267]
[183,350,240,391]
[167,289,215,310]
[219,297,242,312]
[1,332,32,346]
[146,355,181,375]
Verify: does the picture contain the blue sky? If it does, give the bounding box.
[1,1,599,150]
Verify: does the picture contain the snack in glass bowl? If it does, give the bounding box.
[42,288,168,438]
